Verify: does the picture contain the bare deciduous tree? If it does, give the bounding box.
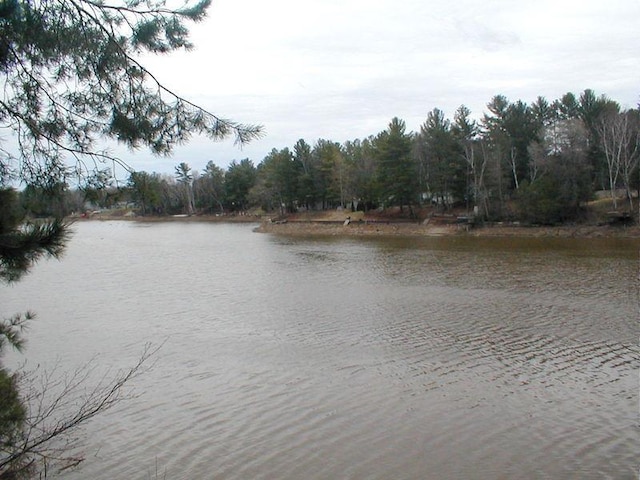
[0,343,160,478]
[598,109,640,211]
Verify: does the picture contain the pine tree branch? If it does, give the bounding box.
[0,219,71,282]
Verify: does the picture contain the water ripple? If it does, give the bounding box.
[4,222,637,479]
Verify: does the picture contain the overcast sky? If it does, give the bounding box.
[120,0,640,176]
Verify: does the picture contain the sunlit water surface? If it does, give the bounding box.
[5,221,639,479]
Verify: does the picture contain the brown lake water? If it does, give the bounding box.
[4,221,639,479]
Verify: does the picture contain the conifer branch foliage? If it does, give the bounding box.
[0,218,69,282]
[0,186,71,282]
[0,0,263,184]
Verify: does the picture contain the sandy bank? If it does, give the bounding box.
[254,220,640,239]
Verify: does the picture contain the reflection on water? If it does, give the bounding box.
[4,222,639,479]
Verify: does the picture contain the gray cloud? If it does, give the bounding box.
[124,0,640,174]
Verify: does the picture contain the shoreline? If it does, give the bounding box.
[254,220,640,238]
[75,213,640,239]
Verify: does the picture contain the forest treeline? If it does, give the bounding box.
[16,89,640,225]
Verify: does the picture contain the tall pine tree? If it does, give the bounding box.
[374,118,417,213]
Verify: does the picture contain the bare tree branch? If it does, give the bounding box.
[0,342,162,477]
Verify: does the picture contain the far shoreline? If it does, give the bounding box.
[253,219,640,239]
[76,211,640,239]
